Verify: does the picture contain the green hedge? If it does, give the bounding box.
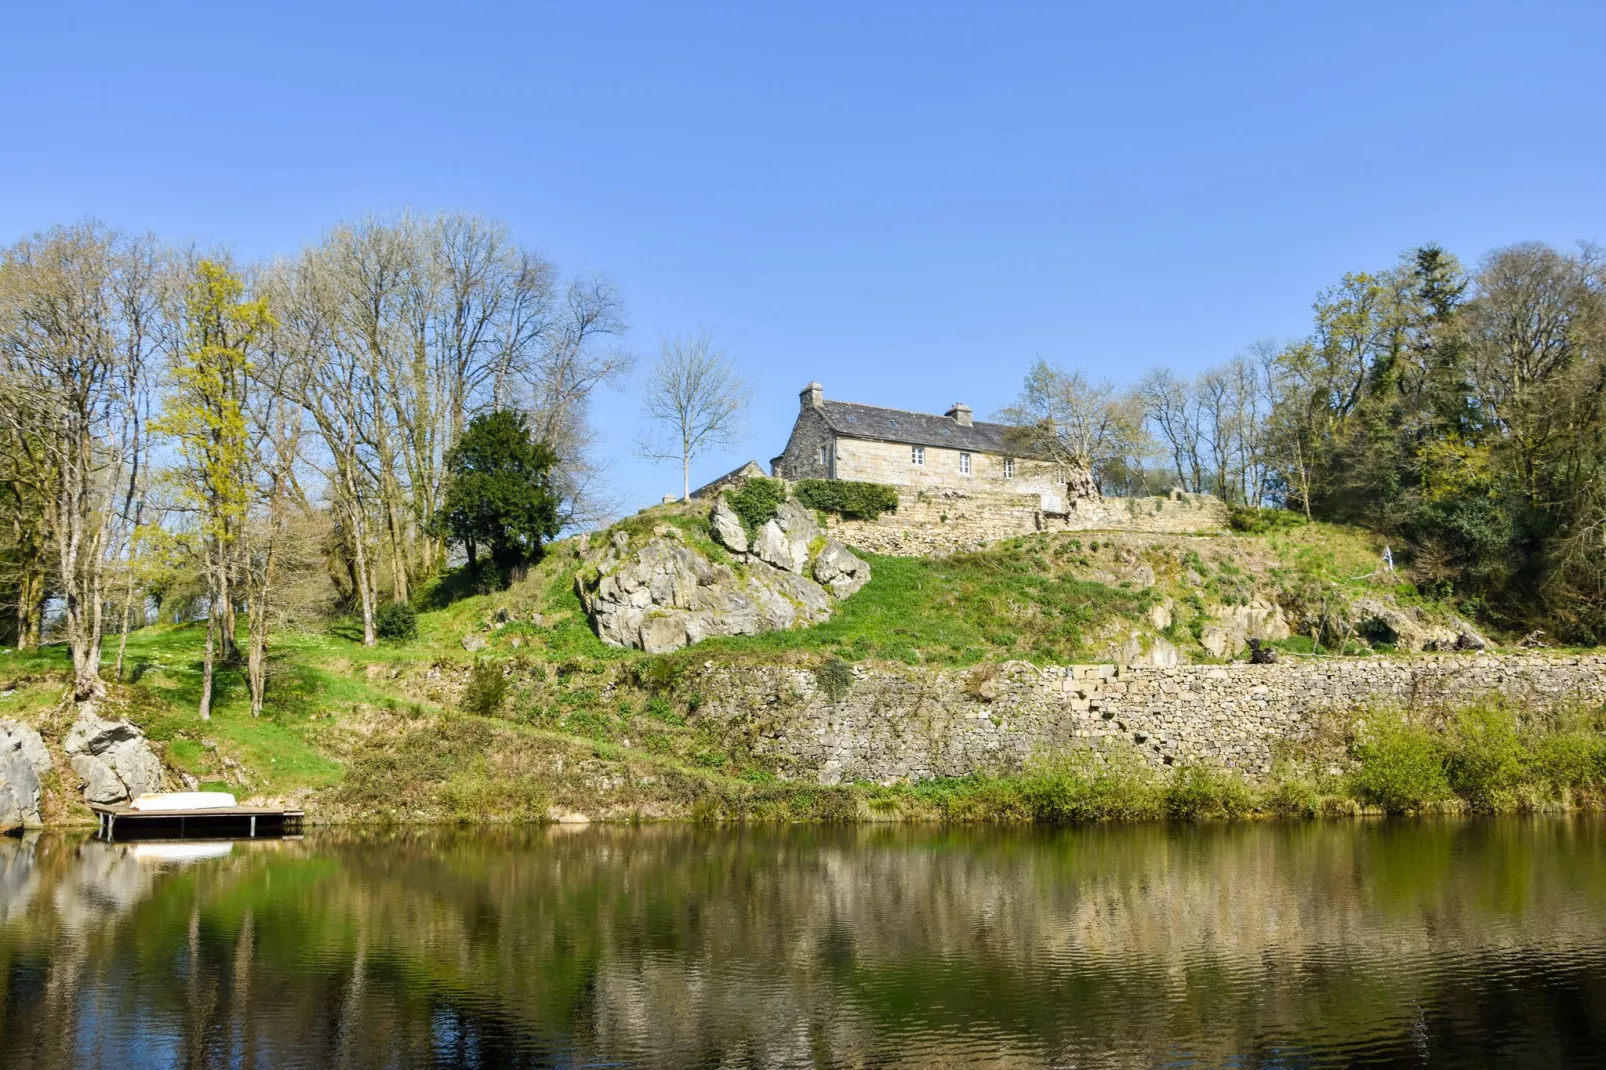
[794,479,900,520]
[726,477,788,534]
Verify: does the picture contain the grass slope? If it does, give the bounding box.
[2,509,1599,825]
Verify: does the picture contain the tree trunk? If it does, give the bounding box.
[15,567,43,652]
[385,499,410,603]
[198,599,216,721]
[112,564,139,681]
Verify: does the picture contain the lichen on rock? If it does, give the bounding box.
[578,496,870,652]
[0,721,51,833]
[63,713,164,805]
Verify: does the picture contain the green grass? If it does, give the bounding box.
[692,548,1151,666]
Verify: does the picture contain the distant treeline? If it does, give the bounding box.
[1007,242,1606,643]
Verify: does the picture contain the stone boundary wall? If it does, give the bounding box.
[694,653,1606,785]
[823,486,1228,556]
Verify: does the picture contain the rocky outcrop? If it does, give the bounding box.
[812,540,870,598]
[709,497,748,554]
[1347,598,1486,653]
[1199,600,1292,659]
[63,713,164,805]
[577,499,870,653]
[0,721,51,833]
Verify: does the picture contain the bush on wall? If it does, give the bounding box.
[795,479,899,521]
[726,477,788,534]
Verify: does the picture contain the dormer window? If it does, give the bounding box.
[1003,458,1015,479]
[911,446,925,466]
[959,452,972,475]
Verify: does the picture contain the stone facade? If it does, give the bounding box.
[693,653,1606,785]
[769,383,1074,511]
[825,486,1229,555]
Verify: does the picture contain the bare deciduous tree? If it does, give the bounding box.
[997,359,1146,497]
[0,223,160,702]
[636,334,749,502]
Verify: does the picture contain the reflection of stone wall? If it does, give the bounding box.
[825,486,1228,556]
[695,653,1606,783]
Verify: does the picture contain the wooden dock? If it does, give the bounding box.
[91,802,304,841]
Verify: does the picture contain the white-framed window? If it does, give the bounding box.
[911,445,925,466]
[818,444,829,465]
[1003,458,1015,479]
[959,452,972,475]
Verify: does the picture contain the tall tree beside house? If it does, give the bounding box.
[998,359,1148,496]
[153,259,273,720]
[433,410,561,588]
[636,334,750,502]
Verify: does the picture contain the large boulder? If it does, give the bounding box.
[63,713,164,804]
[1347,598,1478,653]
[0,721,50,834]
[1199,599,1291,659]
[709,497,748,554]
[812,539,870,598]
[578,503,865,652]
[749,520,801,573]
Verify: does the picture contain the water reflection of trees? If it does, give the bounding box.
[0,820,1603,1068]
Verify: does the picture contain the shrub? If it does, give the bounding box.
[814,657,854,702]
[1229,506,1306,534]
[460,660,509,718]
[1348,720,1451,812]
[1444,706,1529,811]
[726,477,788,533]
[794,479,900,520]
[374,601,418,642]
[1019,749,1163,822]
[1164,763,1254,819]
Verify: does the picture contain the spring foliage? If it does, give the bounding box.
[794,479,899,520]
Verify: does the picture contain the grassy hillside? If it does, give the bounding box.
[2,505,1590,826]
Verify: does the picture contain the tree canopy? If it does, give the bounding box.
[434,410,561,578]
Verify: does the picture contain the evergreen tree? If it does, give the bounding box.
[434,411,561,582]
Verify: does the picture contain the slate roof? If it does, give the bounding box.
[818,400,1022,454]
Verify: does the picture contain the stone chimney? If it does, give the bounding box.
[946,402,973,427]
[801,381,824,411]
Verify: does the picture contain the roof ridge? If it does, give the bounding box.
[822,398,1007,426]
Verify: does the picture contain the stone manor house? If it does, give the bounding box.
[765,382,1075,511]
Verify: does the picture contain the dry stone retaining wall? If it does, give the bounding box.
[825,486,1228,556]
[694,653,1606,785]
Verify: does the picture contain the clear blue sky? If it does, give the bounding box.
[4,2,1602,513]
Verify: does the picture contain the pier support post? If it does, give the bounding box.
[249,815,257,838]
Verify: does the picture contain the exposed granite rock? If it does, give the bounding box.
[460,634,487,652]
[1347,598,1486,653]
[709,497,748,554]
[578,500,869,652]
[1118,631,1182,668]
[812,540,870,598]
[749,520,800,573]
[1200,600,1291,658]
[62,713,163,804]
[0,721,50,833]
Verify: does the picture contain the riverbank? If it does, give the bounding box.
[4,519,1604,829]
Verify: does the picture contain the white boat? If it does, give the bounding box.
[129,791,238,812]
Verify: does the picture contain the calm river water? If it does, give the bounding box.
[1,820,1604,1068]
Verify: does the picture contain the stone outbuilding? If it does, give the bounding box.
[769,382,1081,511]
